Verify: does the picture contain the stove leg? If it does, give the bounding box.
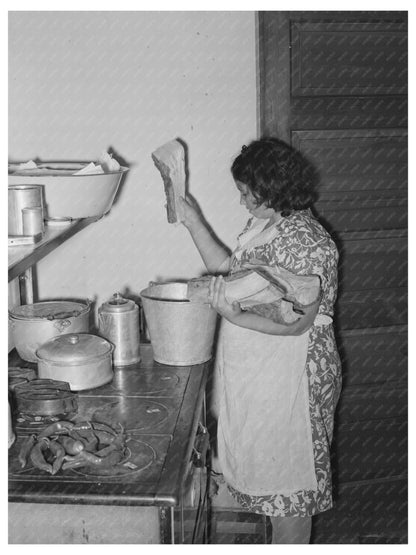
[159,506,175,544]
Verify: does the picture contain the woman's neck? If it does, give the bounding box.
[265,211,283,228]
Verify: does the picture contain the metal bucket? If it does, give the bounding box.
[140,282,217,366]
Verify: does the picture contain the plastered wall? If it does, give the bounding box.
[8,11,258,315]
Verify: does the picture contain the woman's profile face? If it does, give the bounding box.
[235,180,275,220]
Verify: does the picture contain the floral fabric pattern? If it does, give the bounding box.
[227,210,342,517]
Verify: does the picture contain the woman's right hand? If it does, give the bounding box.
[178,196,201,229]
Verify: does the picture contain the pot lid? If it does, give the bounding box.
[36,333,113,364]
[100,292,137,313]
[9,301,89,321]
[9,377,29,391]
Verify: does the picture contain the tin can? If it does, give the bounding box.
[98,293,141,366]
[8,184,44,235]
[22,206,44,236]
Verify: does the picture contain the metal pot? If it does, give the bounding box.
[9,300,91,362]
[98,292,140,366]
[36,333,114,391]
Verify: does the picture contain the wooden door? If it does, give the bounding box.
[259,11,407,543]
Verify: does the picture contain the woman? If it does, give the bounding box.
[179,137,342,544]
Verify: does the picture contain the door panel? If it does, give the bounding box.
[311,479,407,543]
[291,129,407,197]
[337,231,407,291]
[291,96,408,130]
[293,128,408,233]
[332,418,407,482]
[315,200,407,232]
[259,10,407,543]
[290,21,407,97]
[338,326,407,386]
[336,288,407,329]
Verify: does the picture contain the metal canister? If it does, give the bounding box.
[8,184,44,235]
[22,206,44,236]
[98,293,141,366]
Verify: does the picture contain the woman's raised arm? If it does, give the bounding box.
[178,196,230,274]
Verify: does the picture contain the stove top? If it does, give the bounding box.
[90,363,186,397]
[9,345,209,505]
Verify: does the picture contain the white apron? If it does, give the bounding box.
[213,216,321,496]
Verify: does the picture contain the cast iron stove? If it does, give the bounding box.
[9,344,210,543]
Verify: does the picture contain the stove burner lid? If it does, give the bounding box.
[92,398,169,432]
[8,367,37,381]
[109,368,180,395]
[71,439,156,478]
[8,367,37,391]
[14,378,78,416]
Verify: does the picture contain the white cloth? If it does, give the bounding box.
[232,218,276,263]
[215,318,317,496]
[213,216,330,496]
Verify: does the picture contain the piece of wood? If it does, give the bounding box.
[151,139,186,223]
[187,265,320,308]
[187,269,270,305]
[246,261,321,307]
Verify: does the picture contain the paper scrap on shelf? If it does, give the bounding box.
[8,160,38,172]
[17,160,37,170]
[73,162,105,175]
[8,151,121,176]
[98,151,121,172]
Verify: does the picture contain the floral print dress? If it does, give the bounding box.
[226,209,342,517]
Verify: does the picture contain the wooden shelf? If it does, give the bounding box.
[8,217,99,282]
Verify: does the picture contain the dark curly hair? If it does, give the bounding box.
[231,137,319,217]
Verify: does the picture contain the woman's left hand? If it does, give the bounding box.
[208,276,242,322]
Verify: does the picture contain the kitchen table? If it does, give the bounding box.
[8,343,210,544]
